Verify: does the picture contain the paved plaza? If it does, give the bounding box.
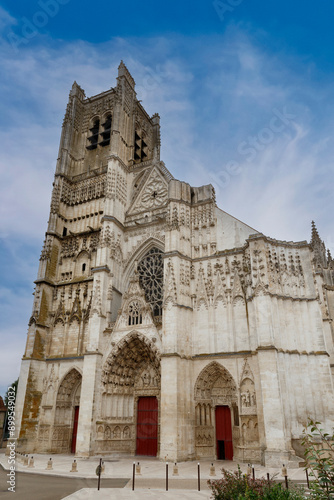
[0,449,309,499]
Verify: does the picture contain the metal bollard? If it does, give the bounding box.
[210,463,216,476]
[70,459,78,472]
[132,462,135,491]
[198,463,201,491]
[166,462,168,491]
[96,458,102,491]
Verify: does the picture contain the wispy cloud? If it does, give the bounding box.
[0,8,333,395]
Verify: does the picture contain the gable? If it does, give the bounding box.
[127,166,169,216]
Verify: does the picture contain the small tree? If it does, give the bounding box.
[4,379,18,407]
[302,420,334,499]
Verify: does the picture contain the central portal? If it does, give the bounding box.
[215,406,233,460]
[136,396,158,456]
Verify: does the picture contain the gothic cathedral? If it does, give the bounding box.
[15,62,334,467]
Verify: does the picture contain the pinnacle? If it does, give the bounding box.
[311,220,321,245]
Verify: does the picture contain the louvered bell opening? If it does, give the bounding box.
[134,131,142,161]
[141,139,148,160]
[99,115,112,147]
[86,120,100,150]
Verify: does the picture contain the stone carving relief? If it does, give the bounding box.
[102,332,160,396]
[195,362,237,405]
[241,417,259,444]
[42,364,59,407]
[266,245,306,298]
[61,174,106,206]
[141,176,167,209]
[239,359,257,416]
[240,378,257,415]
[128,168,168,215]
[106,169,127,205]
[135,366,159,389]
[90,278,102,317]
[192,257,249,310]
[196,428,213,447]
[163,259,177,307]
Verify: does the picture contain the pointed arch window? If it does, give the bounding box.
[137,248,163,317]
[128,300,143,325]
[86,114,112,150]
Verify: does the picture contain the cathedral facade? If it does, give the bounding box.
[15,62,334,467]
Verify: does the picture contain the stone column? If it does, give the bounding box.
[159,356,194,461]
[75,352,102,457]
[257,349,290,466]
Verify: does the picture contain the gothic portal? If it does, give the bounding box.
[15,62,334,466]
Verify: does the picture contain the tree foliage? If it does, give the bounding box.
[302,420,334,499]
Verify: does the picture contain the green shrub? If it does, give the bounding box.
[208,465,306,499]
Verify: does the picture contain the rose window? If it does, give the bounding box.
[137,248,163,317]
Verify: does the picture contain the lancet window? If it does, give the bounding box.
[128,301,143,326]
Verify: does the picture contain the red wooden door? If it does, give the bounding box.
[71,406,79,454]
[136,397,158,456]
[215,406,233,460]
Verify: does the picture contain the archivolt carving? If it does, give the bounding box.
[102,332,161,391]
[56,369,81,402]
[195,362,237,405]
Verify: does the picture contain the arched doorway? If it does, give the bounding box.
[51,369,82,453]
[100,333,161,456]
[194,362,238,460]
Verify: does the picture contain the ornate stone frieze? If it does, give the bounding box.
[61,174,106,206]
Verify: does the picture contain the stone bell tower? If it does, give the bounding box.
[15,61,164,454]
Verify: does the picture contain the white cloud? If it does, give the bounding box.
[0,6,16,33]
[0,17,333,395]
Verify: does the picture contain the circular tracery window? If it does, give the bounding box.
[137,248,163,317]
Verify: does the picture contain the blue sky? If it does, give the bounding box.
[0,0,334,398]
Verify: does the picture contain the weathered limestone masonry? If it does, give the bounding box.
[15,62,334,466]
